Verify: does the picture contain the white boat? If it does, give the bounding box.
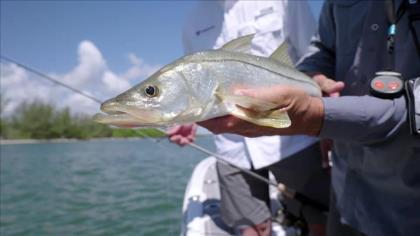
[181,157,303,236]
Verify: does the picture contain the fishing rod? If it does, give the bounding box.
[184,142,327,212]
[0,55,275,183]
[0,55,328,212]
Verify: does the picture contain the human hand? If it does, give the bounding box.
[310,73,345,97]
[198,86,324,137]
[166,124,197,146]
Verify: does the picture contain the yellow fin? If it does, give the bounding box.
[269,41,294,68]
[220,34,255,54]
[215,90,291,128]
[215,91,278,111]
[231,107,291,128]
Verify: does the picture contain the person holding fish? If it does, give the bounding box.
[167,1,331,235]
[94,1,349,235]
[93,1,359,235]
[197,1,420,236]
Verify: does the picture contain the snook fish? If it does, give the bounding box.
[94,35,321,128]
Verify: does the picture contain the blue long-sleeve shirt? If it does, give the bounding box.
[297,0,420,235]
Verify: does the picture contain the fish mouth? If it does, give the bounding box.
[93,102,163,128]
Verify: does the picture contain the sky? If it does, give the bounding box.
[0,0,324,115]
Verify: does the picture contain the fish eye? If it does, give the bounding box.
[144,85,159,97]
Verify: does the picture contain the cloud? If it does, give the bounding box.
[63,93,98,115]
[61,40,107,88]
[102,71,131,94]
[122,53,160,81]
[0,63,28,87]
[128,53,142,65]
[0,41,161,116]
[1,63,55,114]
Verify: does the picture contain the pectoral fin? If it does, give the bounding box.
[232,107,291,128]
[216,91,291,128]
[215,92,278,111]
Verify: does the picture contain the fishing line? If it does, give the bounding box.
[1,55,322,235]
[0,55,327,212]
[0,54,177,234]
[0,55,102,104]
[0,55,276,186]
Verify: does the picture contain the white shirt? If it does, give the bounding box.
[183,0,318,169]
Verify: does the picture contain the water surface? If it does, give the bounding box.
[0,137,215,236]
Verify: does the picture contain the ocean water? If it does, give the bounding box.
[0,137,215,236]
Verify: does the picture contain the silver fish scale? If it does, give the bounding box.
[178,51,321,98]
[170,54,322,122]
[179,50,321,96]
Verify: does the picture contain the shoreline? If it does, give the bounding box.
[0,134,210,145]
[0,137,152,145]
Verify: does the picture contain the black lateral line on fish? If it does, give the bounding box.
[188,57,319,88]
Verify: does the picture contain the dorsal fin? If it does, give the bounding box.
[270,41,294,68]
[220,34,254,54]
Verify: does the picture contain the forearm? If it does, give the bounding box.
[320,96,407,143]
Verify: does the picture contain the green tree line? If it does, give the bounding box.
[0,100,165,140]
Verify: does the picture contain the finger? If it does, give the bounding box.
[234,86,296,109]
[179,138,190,146]
[191,124,197,137]
[234,88,258,97]
[187,133,196,140]
[329,91,341,98]
[325,81,345,95]
[170,135,182,145]
[166,125,181,136]
[187,124,198,137]
[188,137,195,143]
[314,76,345,95]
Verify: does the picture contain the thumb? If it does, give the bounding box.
[234,86,291,104]
[234,88,257,97]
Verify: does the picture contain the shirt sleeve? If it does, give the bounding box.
[320,96,407,144]
[284,0,316,59]
[296,0,336,78]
